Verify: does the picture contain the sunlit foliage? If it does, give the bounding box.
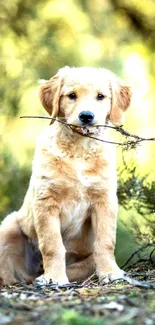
[0,0,155,259]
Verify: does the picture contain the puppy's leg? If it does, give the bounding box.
[91,196,124,284]
[34,199,69,285]
[66,254,95,282]
[0,213,39,285]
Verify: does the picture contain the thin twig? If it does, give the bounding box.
[150,247,155,265]
[121,244,154,269]
[81,272,97,287]
[20,115,123,145]
[21,115,76,128]
[122,275,155,289]
[20,115,155,148]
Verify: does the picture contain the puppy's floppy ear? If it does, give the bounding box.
[39,74,62,123]
[108,75,132,125]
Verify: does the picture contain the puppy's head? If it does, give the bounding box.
[39,67,132,132]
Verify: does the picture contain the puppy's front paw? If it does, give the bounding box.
[35,274,69,286]
[99,268,125,285]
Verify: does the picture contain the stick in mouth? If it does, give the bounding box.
[72,125,100,135]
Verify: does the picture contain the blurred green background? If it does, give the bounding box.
[0,0,155,265]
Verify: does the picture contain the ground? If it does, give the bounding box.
[0,261,154,325]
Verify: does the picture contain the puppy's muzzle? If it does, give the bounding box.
[78,111,94,125]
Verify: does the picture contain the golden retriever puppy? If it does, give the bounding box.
[0,67,132,285]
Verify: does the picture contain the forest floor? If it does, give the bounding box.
[0,261,154,325]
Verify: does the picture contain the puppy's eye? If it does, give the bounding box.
[68,92,77,100]
[97,93,105,101]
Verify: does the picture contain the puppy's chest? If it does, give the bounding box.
[59,157,106,238]
[49,152,110,237]
[75,162,100,188]
[61,155,105,192]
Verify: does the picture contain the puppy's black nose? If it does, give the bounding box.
[78,111,94,125]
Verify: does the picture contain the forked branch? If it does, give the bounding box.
[20,115,155,150]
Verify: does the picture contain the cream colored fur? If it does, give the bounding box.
[0,67,132,285]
